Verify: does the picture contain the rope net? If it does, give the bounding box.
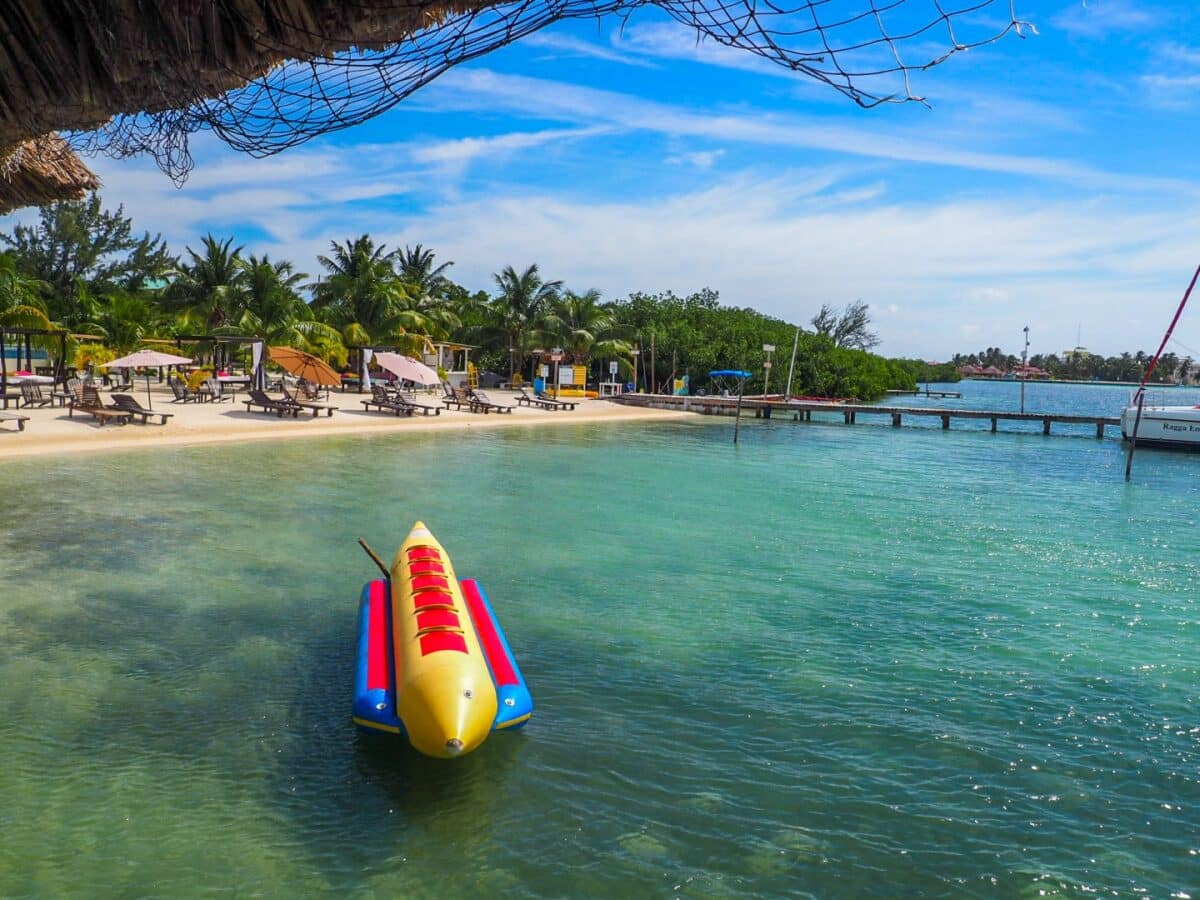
[68,0,1025,181]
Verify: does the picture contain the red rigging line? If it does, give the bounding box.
[1139,262,1200,392]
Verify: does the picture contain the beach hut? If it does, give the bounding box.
[425,343,476,388]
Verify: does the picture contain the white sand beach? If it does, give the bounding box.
[0,387,691,461]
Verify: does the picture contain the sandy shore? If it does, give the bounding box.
[0,386,692,461]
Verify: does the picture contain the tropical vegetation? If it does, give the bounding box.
[0,192,922,399]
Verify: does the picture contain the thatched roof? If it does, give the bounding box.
[0,135,100,212]
[0,1,470,213]
[0,1,1022,214]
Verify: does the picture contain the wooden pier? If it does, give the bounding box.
[615,394,1119,438]
[886,388,962,399]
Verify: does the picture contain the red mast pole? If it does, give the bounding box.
[1139,262,1200,391]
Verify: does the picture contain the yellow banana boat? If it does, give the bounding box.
[389,521,498,758]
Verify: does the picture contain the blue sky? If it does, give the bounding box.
[8,0,1200,361]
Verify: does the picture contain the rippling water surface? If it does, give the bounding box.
[1,384,1198,897]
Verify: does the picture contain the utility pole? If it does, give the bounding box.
[784,327,800,399]
[650,330,656,394]
[1020,325,1030,414]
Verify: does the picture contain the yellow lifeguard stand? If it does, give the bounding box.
[467,361,479,390]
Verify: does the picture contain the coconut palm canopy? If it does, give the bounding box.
[0,1,1024,213]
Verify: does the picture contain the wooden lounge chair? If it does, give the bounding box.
[110,394,174,425]
[70,385,133,426]
[196,377,232,403]
[51,377,80,407]
[0,410,29,431]
[282,386,336,417]
[515,385,560,410]
[385,387,441,416]
[362,385,415,417]
[243,389,301,418]
[296,378,328,402]
[106,369,133,390]
[536,390,577,410]
[19,382,53,408]
[168,376,200,403]
[470,390,514,413]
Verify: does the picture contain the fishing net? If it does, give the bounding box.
[67,0,1026,181]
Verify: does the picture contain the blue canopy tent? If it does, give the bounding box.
[709,369,752,444]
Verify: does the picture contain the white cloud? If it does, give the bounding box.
[1052,1,1165,39]
[665,149,725,168]
[420,69,1200,194]
[521,32,661,69]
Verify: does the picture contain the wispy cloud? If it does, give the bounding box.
[1052,0,1166,39]
[421,68,1199,194]
[522,32,660,69]
[411,126,612,166]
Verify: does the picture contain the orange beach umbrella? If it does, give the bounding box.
[267,346,341,387]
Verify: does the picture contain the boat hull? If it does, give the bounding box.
[1120,405,1200,448]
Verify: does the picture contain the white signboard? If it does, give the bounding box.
[539,365,549,378]
[558,366,574,386]
[609,361,619,375]
[763,343,775,352]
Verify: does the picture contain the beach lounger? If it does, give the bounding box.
[196,377,232,403]
[110,394,174,425]
[51,377,80,407]
[536,390,577,410]
[70,385,133,426]
[168,376,201,403]
[362,385,415,417]
[470,390,514,413]
[282,386,336,417]
[19,382,53,408]
[106,370,133,390]
[0,411,29,431]
[243,389,301,418]
[385,388,441,416]
[515,385,560,410]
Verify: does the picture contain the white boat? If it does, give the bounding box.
[1121,396,1200,448]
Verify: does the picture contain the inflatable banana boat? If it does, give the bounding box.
[352,521,533,758]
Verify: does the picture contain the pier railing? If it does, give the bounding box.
[614,394,1119,438]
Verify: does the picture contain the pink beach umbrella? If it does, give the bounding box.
[102,349,193,408]
[374,351,441,386]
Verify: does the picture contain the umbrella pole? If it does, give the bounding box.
[146,373,153,410]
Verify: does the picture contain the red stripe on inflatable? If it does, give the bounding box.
[411,574,449,592]
[413,592,455,609]
[367,579,389,690]
[409,560,446,576]
[420,631,467,655]
[416,609,460,630]
[461,579,518,686]
[407,547,441,561]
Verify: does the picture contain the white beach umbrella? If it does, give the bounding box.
[102,349,193,408]
[374,352,440,386]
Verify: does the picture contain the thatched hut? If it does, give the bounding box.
[0,1,1022,214]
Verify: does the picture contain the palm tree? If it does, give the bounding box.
[397,244,454,299]
[539,289,634,376]
[166,235,247,331]
[238,254,344,360]
[1179,356,1193,385]
[311,235,431,352]
[491,263,562,380]
[84,291,161,352]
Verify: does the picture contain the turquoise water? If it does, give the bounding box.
[1,392,1198,896]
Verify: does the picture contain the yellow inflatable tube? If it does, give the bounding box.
[390,521,498,758]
